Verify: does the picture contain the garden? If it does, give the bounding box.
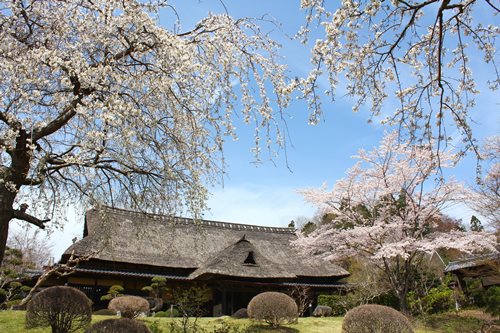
[0,281,498,333]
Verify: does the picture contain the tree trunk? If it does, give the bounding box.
[0,186,15,266]
[398,291,409,315]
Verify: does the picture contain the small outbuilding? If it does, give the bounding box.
[445,253,500,288]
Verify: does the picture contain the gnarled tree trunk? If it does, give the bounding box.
[0,186,15,266]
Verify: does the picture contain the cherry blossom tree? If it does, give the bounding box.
[299,0,499,155]
[0,0,299,265]
[295,132,497,313]
[469,136,500,230]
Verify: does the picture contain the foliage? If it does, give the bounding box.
[86,318,151,333]
[142,277,168,298]
[464,278,486,307]
[317,295,345,316]
[148,320,163,333]
[143,277,166,297]
[169,286,211,318]
[100,285,124,301]
[0,0,299,266]
[154,308,180,318]
[143,276,168,312]
[231,308,248,319]
[469,216,484,232]
[300,222,317,236]
[108,295,150,319]
[25,286,92,333]
[421,312,494,333]
[408,283,456,315]
[166,286,212,333]
[296,132,497,313]
[247,292,298,328]
[1,247,25,286]
[342,304,413,333]
[300,1,499,157]
[0,245,36,309]
[469,136,500,230]
[0,281,31,309]
[483,286,500,318]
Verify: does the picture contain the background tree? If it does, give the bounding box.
[0,228,52,308]
[0,246,31,309]
[287,285,312,317]
[7,227,53,269]
[100,285,124,302]
[470,215,484,232]
[0,0,299,265]
[295,132,497,313]
[469,136,500,231]
[299,0,499,156]
[142,276,168,312]
[167,286,212,333]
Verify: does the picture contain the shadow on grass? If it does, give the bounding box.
[247,324,300,333]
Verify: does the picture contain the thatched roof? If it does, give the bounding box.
[445,253,500,286]
[189,236,296,279]
[444,253,500,274]
[65,206,348,279]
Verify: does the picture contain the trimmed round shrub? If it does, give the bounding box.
[108,295,150,318]
[317,294,346,316]
[26,286,92,333]
[342,304,414,333]
[313,305,332,317]
[93,309,116,316]
[86,318,151,333]
[231,308,249,319]
[247,292,298,328]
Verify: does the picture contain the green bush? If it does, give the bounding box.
[100,285,124,301]
[154,307,180,317]
[464,278,485,306]
[483,286,500,318]
[247,292,298,328]
[422,313,487,333]
[317,295,345,315]
[408,283,456,315]
[342,304,413,333]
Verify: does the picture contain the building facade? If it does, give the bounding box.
[59,206,349,315]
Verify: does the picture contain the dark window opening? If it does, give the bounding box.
[243,251,257,266]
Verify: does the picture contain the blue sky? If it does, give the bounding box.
[13,1,497,259]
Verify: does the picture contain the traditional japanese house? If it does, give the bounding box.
[445,253,500,288]
[59,206,349,315]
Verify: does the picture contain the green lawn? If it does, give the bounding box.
[0,310,495,333]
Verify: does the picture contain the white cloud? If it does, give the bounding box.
[205,184,314,227]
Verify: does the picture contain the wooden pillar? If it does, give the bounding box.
[230,288,234,315]
[222,288,227,315]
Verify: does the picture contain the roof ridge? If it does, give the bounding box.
[91,206,296,234]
